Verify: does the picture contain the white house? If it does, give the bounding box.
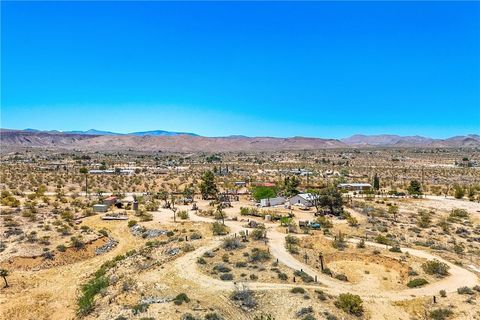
[289,193,318,207]
[260,196,286,207]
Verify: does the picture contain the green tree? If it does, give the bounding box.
[407,180,422,196]
[252,186,277,201]
[316,187,343,215]
[282,177,300,198]
[182,185,195,203]
[199,171,218,200]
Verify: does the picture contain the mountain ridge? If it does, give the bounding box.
[1,129,479,151]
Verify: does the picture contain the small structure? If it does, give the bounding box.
[103,196,118,206]
[289,193,318,207]
[260,196,286,207]
[89,169,115,174]
[93,204,108,213]
[337,183,372,191]
[235,181,247,187]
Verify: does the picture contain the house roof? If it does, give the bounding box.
[295,193,318,200]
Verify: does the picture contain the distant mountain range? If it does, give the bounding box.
[1,129,479,152]
[24,128,198,137]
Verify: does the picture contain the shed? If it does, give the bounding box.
[93,204,108,213]
[260,196,286,207]
[103,196,118,206]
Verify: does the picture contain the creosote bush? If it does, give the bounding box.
[334,293,363,316]
[422,260,450,277]
[407,278,428,288]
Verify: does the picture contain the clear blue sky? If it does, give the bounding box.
[1,1,479,138]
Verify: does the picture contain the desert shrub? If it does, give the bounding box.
[417,210,432,228]
[407,278,428,288]
[182,243,195,252]
[214,264,231,273]
[294,270,314,283]
[422,260,450,277]
[250,248,271,262]
[335,274,348,281]
[457,286,474,295]
[429,308,453,320]
[177,210,189,220]
[220,273,234,281]
[356,239,365,248]
[190,232,202,240]
[285,235,299,245]
[77,275,109,316]
[223,238,245,250]
[334,293,363,316]
[235,261,247,268]
[296,306,314,318]
[322,268,333,276]
[203,251,215,258]
[448,209,469,221]
[277,272,288,281]
[375,234,391,245]
[389,246,401,253]
[197,257,206,264]
[332,232,347,250]
[131,303,149,315]
[56,244,66,252]
[230,286,257,309]
[290,287,306,294]
[473,285,480,292]
[211,222,228,235]
[98,229,108,237]
[71,236,85,249]
[315,290,327,301]
[174,293,190,305]
[323,312,338,320]
[205,312,224,320]
[251,228,265,240]
[439,290,446,297]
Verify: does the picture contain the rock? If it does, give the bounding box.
[95,238,119,255]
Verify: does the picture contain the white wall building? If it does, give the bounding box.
[260,197,286,207]
[289,193,318,207]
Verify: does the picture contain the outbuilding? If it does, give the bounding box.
[93,204,109,213]
[260,196,286,207]
[337,183,372,191]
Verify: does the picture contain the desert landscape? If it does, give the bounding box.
[2,1,479,319]
[0,140,479,320]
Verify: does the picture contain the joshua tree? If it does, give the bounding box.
[79,167,88,197]
[0,269,9,287]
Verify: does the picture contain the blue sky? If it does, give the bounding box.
[1,1,479,138]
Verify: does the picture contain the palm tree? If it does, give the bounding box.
[0,269,9,287]
[79,167,88,197]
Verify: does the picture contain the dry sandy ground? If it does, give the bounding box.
[1,199,479,320]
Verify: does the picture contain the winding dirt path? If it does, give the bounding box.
[169,210,479,302]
